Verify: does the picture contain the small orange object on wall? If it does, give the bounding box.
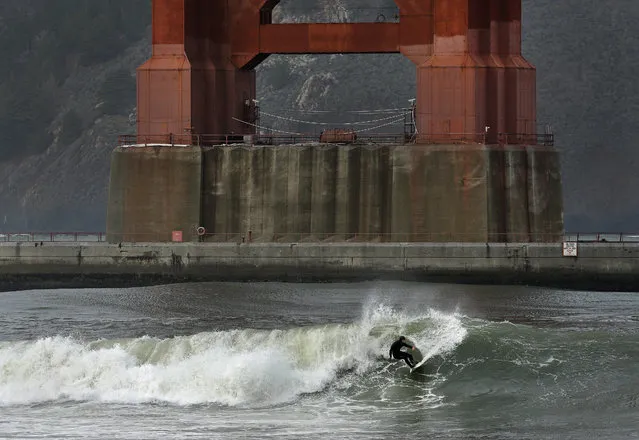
[172,231,183,243]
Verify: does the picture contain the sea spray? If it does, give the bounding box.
[360,299,467,360]
[0,301,468,407]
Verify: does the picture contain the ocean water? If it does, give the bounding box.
[0,282,637,439]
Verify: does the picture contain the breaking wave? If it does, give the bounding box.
[0,302,468,407]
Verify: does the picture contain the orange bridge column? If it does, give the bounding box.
[137,0,256,138]
[501,0,537,136]
[414,0,491,143]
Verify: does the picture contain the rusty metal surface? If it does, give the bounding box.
[140,0,538,147]
[502,0,536,135]
[319,129,358,144]
[260,23,400,53]
[139,0,257,138]
[393,0,433,65]
[229,0,268,69]
[152,0,184,45]
[413,0,537,144]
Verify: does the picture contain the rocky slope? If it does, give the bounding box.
[0,0,638,232]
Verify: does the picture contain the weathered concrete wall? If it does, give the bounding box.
[200,144,564,243]
[106,143,564,243]
[503,147,529,242]
[408,144,493,241]
[0,242,637,291]
[527,145,565,241]
[107,146,203,243]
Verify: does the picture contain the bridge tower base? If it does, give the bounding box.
[106,143,563,244]
[106,0,564,244]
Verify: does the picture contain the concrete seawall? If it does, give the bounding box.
[1,242,637,292]
[106,144,564,244]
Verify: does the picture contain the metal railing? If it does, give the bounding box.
[191,231,639,243]
[118,132,555,147]
[2,231,638,244]
[0,232,106,243]
[413,133,487,144]
[563,233,639,243]
[117,133,411,147]
[498,133,555,147]
[117,134,247,147]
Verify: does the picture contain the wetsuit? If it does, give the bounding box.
[389,338,415,367]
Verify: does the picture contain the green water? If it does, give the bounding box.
[0,281,637,439]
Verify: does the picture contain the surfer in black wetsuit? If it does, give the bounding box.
[389,336,416,368]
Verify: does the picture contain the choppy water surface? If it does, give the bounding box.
[0,282,638,439]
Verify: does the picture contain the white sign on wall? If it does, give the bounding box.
[563,242,578,257]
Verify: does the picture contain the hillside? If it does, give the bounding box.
[0,0,637,232]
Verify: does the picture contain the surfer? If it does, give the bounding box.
[389,336,416,368]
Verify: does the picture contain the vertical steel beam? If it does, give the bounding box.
[394,0,434,65]
[414,0,489,142]
[409,0,534,142]
[502,0,536,135]
[486,0,506,143]
[138,0,256,138]
[138,0,191,137]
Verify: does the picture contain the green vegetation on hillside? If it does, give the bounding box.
[0,0,149,160]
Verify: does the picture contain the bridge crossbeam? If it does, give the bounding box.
[138,0,536,144]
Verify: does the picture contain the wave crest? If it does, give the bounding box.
[0,301,467,407]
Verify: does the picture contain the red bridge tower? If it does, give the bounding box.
[107,0,563,244]
[138,0,536,143]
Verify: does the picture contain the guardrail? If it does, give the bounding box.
[117,133,411,147]
[413,133,487,144]
[498,133,555,147]
[118,134,246,146]
[193,232,639,243]
[118,132,555,147]
[0,233,105,243]
[1,232,638,244]
[412,132,554,146]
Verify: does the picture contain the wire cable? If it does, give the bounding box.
[231,118,304,135]
[260,110,407,126]
[271,107,413,115]
[353,115,406,133]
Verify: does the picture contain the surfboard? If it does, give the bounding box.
[410,356,429,373]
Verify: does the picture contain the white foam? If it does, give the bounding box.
[359,299,468,360]
[0,301,467,407]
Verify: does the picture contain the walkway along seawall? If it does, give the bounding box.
[0,242,637,292]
